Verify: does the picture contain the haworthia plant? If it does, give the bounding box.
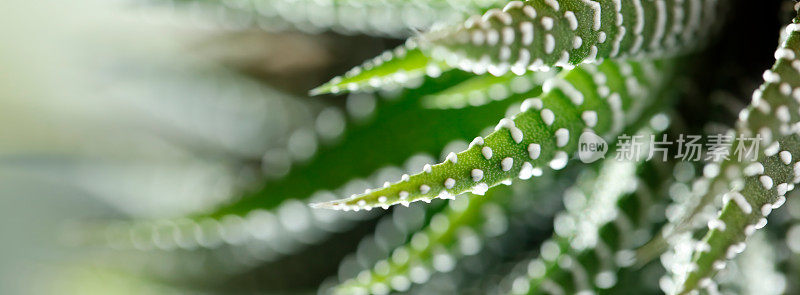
[664,11,800,295]
[420,0,720,76]
[67,0,800,294]
[313,58,675,211]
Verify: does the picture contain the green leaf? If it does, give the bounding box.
[672,134,800,294]
[680,19,800,227]
[422,68,557,109]
[669,16,800,294]
[313,58,675,211]
[646,11,800,269]
[420,0,720,76]
[311,45,450,95]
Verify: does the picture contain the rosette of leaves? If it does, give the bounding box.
[76,1,800,295]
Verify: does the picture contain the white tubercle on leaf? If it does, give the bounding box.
[550,151,569,170]
[528,143,541,160]
[482,146,494,159]
[470,136,485,148]
[446,152,458,164]
[472,183,490,195]
[582,111,598,128]
[496,118,524,143]
[471,169,485,182]
[555,128,570,147]
[519,162,534,179]
[444,178,456,189]
[541,109,556,125]
[420,185,430,194]
[501,157,514,172]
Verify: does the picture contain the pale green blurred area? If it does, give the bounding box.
[0,1,332,293]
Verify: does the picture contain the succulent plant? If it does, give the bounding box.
[59,1,800,295]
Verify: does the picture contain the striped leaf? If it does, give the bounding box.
[421,0,719,76]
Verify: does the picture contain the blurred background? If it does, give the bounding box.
[1,0,798,294]
[1,1,376,293]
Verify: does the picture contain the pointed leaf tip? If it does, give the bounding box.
[311,45,449,95]
[308,201,333,210]
[308,86,326,96]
